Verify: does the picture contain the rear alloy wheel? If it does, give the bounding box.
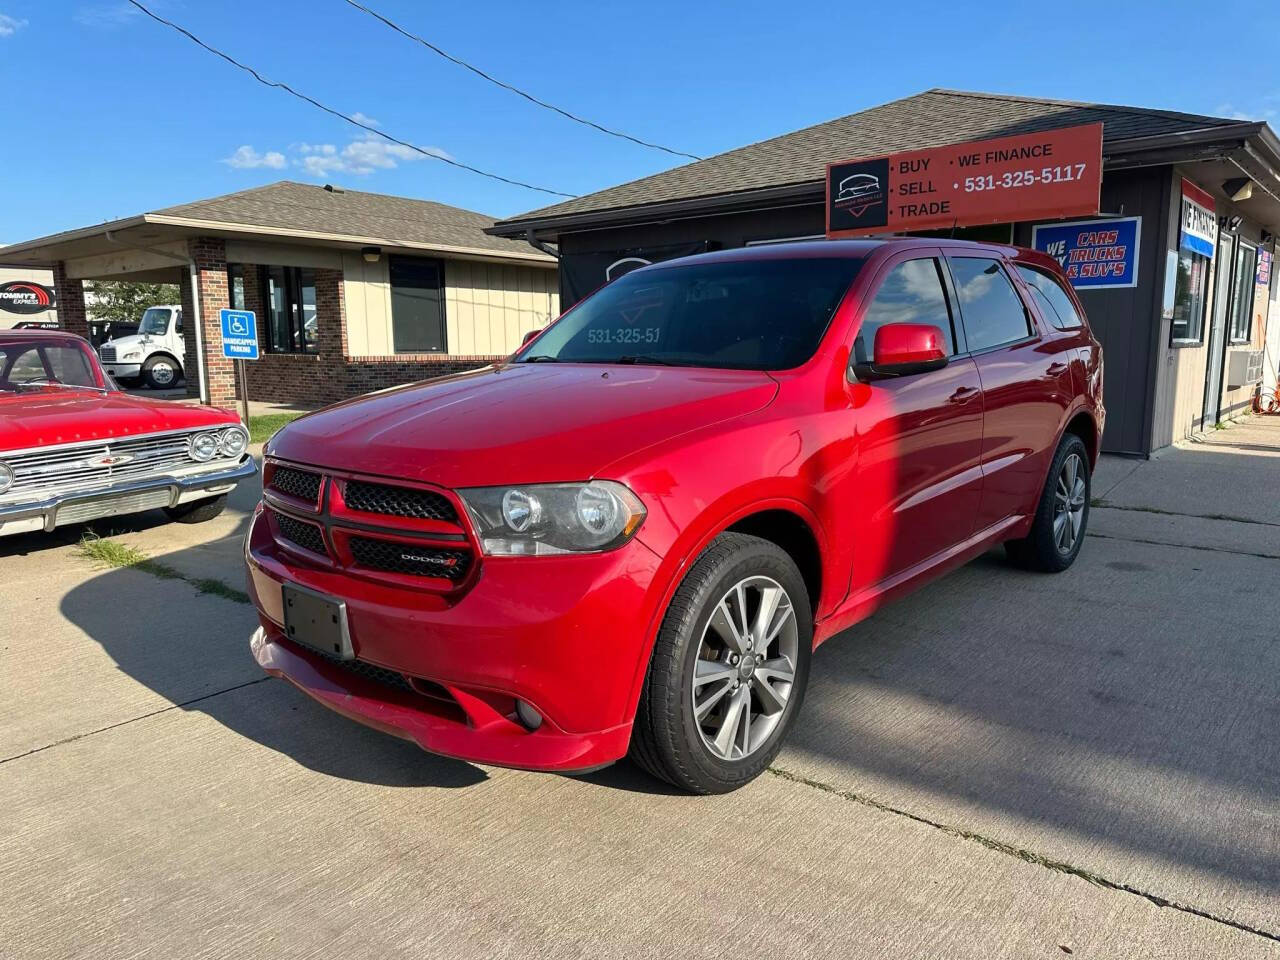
[143,355,180,389]
[1006,433,1091,572]
[630,532,812,793]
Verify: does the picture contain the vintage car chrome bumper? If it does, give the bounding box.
[0,455,258,536]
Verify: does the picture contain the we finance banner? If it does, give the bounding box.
[826,123,1103,238]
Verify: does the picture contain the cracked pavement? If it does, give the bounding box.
[2,419,1278,958]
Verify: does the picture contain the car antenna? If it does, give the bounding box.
[948,216,959,239]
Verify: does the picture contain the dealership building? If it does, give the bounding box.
[0,181,559,406]
[492,89,1280,456]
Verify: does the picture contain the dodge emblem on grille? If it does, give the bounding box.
[400,552,457,567]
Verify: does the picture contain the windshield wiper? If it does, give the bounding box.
[614,355,679,366]
[521,354,561,363]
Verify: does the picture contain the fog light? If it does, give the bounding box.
[515,699,543,731]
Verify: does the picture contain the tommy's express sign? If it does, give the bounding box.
[0,280,56,315]
[826,123,1103,237]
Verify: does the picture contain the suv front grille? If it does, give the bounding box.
[270,465,322,504]
[274,511,328,556]
[343,479,457,522]
[349,536,471,581]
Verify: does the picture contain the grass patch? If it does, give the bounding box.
[248,411,305,445]
[77,532,249,604]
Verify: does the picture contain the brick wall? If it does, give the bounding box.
[183,238,233,405]
[231,261,500,406]
[52,262,89,339]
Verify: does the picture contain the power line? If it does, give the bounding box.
[341,0,703,163]
[123,0,577,199]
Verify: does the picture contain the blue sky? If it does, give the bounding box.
[2,0,1278,242]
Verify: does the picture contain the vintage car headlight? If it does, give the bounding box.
[0,462,12,495]
[189,432,220,462]
[220,426,248,458]
[458,481,645,556]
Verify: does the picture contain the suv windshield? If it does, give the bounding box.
[519,257,865,370]
[0,340,103,392]
[138,308,171,336]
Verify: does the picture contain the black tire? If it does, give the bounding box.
[114,376,142,389]
[629,532,813,794]
[163,494,227,524]
[142,354,182,390]
[1005,434,1091,572]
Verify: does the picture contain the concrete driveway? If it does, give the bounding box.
[2,420,1278,958]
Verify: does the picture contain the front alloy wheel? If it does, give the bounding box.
[692,576,799,761]
[630,532,812,793]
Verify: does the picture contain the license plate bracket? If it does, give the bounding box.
[282,582,353,660]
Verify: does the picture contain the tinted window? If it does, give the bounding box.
[855,258,955,362]
[1016,265,1082,330]
[390,256,446,353]
[949,257,1032,351]
[520,257,864,370]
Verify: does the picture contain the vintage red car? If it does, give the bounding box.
[0,329,256,537]
[246,238,1104,793]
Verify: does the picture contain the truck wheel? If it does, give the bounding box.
[143,354,181,389]
[1005,434,1091,572]
[629,532,812,794]
[163,495,227,524]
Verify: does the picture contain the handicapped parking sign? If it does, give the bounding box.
[220,309,259,360]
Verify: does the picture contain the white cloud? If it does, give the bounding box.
[222,145,287,170]
[0,13,28,36]
[296,135,448,177]
[349,112,380,128]
[219,135,449,179]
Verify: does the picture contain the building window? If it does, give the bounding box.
[1229,241,1257,343]
[1172,241,1211,344]
[228,264,246,311]
[262,266,317,354]
[389,256,446,353]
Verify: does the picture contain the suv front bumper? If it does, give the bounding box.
[0,455,257,536]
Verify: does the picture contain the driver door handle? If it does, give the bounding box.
[1046,361,1068,376]
[948,386,979,404]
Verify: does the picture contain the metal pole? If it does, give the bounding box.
[238,358,250,428]
[187,260,209,405]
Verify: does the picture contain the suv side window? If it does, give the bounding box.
[173,309,184,336]
[855,257,956,363]
[1015,265,1082,331]
[948,257,1032,352]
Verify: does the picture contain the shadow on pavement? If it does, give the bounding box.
[51,500,487,790]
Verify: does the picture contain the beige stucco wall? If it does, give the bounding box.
[343,254,558,357]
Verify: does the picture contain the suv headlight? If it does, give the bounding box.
[220,426,249,458]
[458,481,646,556]
[0,462,12,495]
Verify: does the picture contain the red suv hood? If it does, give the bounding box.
[0,389,240,452]
[270,364,778,487]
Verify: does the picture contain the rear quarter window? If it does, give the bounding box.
[1016,265,1084,331]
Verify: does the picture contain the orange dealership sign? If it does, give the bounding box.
[826,123,1103,237]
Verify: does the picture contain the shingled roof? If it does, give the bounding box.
[491,89,1253,235]
[0,180,555,267]
[154,181,544,257]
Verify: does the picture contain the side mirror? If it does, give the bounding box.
[852,322,948,381]
[521,329,540,346]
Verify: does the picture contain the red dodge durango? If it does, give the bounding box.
[247,238,1104,793]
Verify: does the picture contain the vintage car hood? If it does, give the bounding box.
[0,389,239,452]
[269,363,779,488]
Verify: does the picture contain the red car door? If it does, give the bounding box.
[847,250,985,595]
[945,254,1074,533]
